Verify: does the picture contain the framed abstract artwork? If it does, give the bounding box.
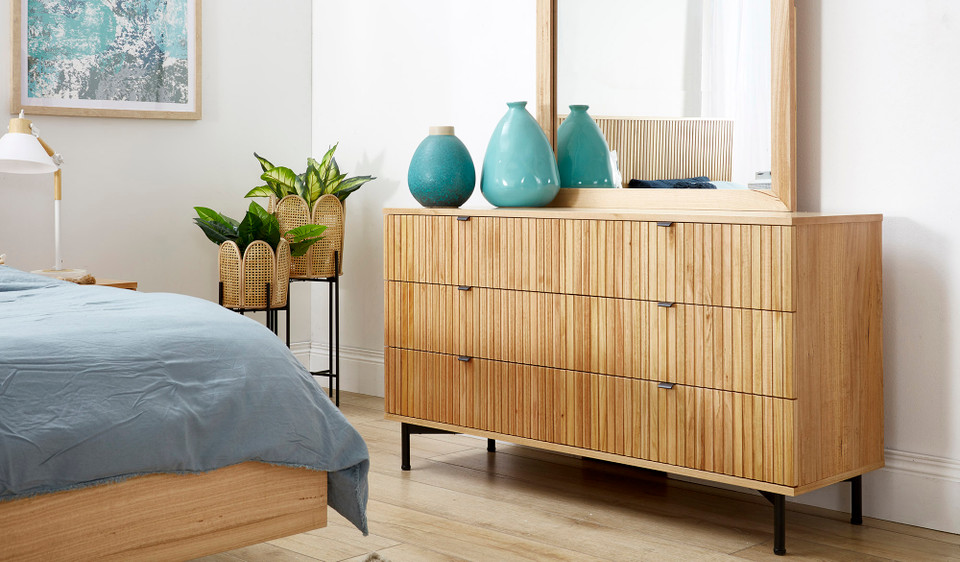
[11,0,201,120]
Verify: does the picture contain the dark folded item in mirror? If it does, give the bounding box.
[673,180,716,189]
[628,177,715,189]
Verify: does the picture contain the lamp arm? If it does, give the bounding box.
[34,135,63,270]
[35,137,62,201]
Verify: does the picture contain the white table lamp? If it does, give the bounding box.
[0,111,85,277]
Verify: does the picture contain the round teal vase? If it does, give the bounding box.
[557,105,616,188]
[481,101,560,207]
[407,126,476,208]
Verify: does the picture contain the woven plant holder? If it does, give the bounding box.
[275,193,345,278]
[218,238,291,309]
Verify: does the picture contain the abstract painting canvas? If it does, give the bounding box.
[12,0,201,119]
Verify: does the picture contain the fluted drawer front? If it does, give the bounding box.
[647,302,795,398]
[642,221,795,311]
[638,380,797,485]
[384,214,795,311]
[384,348,797,486]
[384,281,795,398]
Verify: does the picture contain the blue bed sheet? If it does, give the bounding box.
[0,266,368,534]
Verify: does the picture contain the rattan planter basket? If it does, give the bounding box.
[275,194,345,278]
[218,239,291,309]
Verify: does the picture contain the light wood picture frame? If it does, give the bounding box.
[537,0,797,212]
[11,0,202,120]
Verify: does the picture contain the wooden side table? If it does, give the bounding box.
[95,279,138,290]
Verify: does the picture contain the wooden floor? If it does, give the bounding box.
[199,392,960,562]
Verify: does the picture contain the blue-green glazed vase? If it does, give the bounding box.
[557,105,616,188]
[407,126,476,207]
[481,101,560,207]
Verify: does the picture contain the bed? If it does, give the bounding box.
[0,266,368,560]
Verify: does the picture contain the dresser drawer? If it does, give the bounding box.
[385,214,796,311]
[385,281,795,398]
[638,380,797,486]
[647,301,795,398]
[384,348,640,456]
[384,348,797,486]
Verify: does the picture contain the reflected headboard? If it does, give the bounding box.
[556,116,734,185]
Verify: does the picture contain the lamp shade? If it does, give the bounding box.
[0,132,58,174]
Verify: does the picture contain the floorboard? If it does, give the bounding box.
[196,391,960,562]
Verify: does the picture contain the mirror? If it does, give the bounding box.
[536,0,797,211]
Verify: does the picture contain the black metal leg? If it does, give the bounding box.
[760,491,786,556]
[487,439,496,452]
[334,252,340,406]
[849,475,863,525]
[327,269,334,403]
[401,423,412,471]
[400,423,456,471]
[772,494,786,555]
[285,299,291,348]
[265,283,275,335]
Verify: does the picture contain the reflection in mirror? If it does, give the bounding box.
[558,0,771,188]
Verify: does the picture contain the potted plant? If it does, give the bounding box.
[194,202,326,309]
[244,145,375,277]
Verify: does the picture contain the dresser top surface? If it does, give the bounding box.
[383,206,882,226]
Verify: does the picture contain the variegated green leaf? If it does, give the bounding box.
[334,185,362,201]
[332,175,375,193]
[323,157,342,184]
[317,144,338,177]
[244,185,276,199]
[254,152,275,173]
[306,166,322,204]
[261,166,303,198]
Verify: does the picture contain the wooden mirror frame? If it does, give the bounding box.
[536,0,797,212]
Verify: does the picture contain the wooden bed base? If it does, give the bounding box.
[1,462,327,561]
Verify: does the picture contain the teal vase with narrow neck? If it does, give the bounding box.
[480,101,560,207]
[557,105,616,188]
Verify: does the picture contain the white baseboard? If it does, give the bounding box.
[300,342,385,397]
[298,343,960,534]
[791,450,960,534]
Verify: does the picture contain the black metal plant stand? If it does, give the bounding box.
[217,252,341,406]
[400,421,864,556]
[290,251,340,406]
[219,281,290,345]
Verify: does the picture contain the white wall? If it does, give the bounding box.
[790,0,960,534]
[310,0,536,395]
[0,0,314,345]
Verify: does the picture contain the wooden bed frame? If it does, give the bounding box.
[1,462,326,561]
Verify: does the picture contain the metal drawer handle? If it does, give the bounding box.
[457,356,472,362]
[657,221,674,227]
[458,286,472,291]
[658,382,675,390]
[658,302,675,308]
[456,216,471,222]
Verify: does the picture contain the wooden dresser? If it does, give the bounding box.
[383,207,883,551]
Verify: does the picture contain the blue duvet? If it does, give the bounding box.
[0,267,368,533]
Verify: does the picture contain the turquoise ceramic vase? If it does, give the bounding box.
[557,105,616,188]
[481,101,560,207]
[407,126,476,207]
